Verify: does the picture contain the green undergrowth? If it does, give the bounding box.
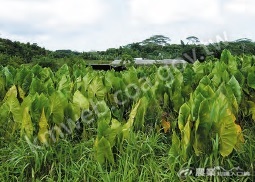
[1,125,254,182]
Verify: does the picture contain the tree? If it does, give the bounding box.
[235,38,252,43]
[186,36,200,44]
[120,54,134,66]
[141,35,171,46]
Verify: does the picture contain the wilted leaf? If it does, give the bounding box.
[161,119,170,133]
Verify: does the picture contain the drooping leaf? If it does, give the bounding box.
[178,103,191,131]
[218,113,238,157]
[21,107,33,139]
[193,99,214,155]
[134,96,148,129]
[122,99,141,139]
[18,86,26,100]
[169,131,181,161]
[181,118,192,160]
[234,124,244,150]
[213,95,239,157]
[6,94,22,124]
[108,119,122,146]
[95,137,114,164]
[38,108,49,145]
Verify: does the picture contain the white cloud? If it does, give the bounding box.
[0,0,255,51]
[129,0,221,25]
[0,0,109,31]
[223,0,255,16]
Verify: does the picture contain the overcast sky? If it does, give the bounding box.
[0,0,254,51]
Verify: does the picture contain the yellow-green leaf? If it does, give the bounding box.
[122,99,141,139]
[38,108,49,145]
[95,137,114,164]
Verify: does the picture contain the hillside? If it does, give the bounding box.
[1,36,255,69]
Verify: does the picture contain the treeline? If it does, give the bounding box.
[0,35,255,69]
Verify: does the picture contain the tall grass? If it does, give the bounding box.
[0,125,254,181]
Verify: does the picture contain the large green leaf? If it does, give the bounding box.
[178,103,191,131]
[222,70,230,83]
[134,96,148,130]
[55,64,70,81]
[104,71,120,91]
[227,76,242,103]
[247,101,255,121]
[69,90,90,121]
[81,72,94,94]
[29,77,47,95]
[57,75,72,97]
[169,131,181,162]
[172,90,184,113]
[214,94,239,157]
[88,76,106,100]
[220,49,233,64]
[6,94,22,124]
[73,90,89,110]
[14,67,30,89]
[196,84,215,99]
[95,137,114,164]
[0,102,9,124]
[3,85,17,102]
[183,65,194,85]
[95,100,111,123]
[189,93,205,120]
[3,67,15,89]
[0,74,6,100]
[193,99,214,155]
[108,119,121,146]
[122,67,139,86]
[218,113,238,157]
[22,72,33,93]
[31,94,50,123]
[181,119,192,160]
[39,67,53,82]
[49,91,68,124]
[247,72,255,89]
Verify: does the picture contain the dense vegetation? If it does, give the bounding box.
[0,49,254,181]
[1,36,255,69]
